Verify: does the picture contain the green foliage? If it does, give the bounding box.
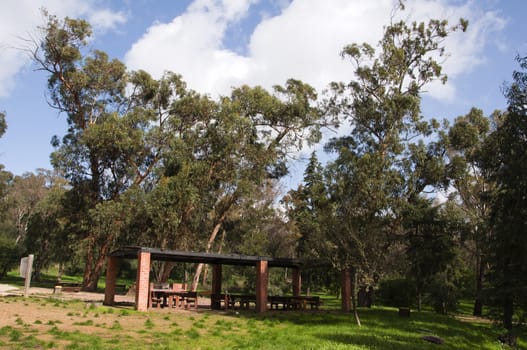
[34,13,323,289]
[427,271,459,315]
[481,54,527,330]
[316,8,467,282]
[443,108,495,317]
[0,235,20,278]
[0,111,6,139]
[377,278,414,308]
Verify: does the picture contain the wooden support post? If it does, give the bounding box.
[103,256,119,306]
[135,251,151,312]
[255,260,269,313]
[211,264,222,310]
[341,268,351,312]
[292,267,301,297]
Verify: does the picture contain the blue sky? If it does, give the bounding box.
[0,0,525,191]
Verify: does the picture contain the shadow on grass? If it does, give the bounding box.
[222,306,509,350]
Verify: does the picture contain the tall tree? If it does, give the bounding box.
[285,152,329,259]
[0,113,18,278]
[189,80,323,290]
[0,111,6,138]
[24,173,68,281]
[7,171,51,244]
[33,14,168,290]
[322,4,467,324]
[34,14,324,290]
[445,107,495,316]
[481,54,527,332]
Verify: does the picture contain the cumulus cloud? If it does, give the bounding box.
[124,0,506,104]
[125,0,257,96]
[0,0,127,97]
[88,9,127,32]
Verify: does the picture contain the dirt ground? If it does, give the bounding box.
[0,283,216,348]
[0,284,133,330]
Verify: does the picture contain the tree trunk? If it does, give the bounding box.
[351,268,362,327]
[57,262,64,282]
[202,264,209,286]
[417,292,422,312]
[473,253,484,316]
[159,262,175,283]
[191,208,229,291]
[82,238,111,292]
[503,294,513,331]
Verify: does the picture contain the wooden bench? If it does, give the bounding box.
[54,282,82,293]
[269,296,296,310]
[182,292,198,310]
[304,297,322,310]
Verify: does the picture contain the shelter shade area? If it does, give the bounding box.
[103,247,305,312]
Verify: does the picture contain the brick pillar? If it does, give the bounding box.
[255,260,268,313]
[135,251,151,312]
[211,264,222,310]
[292,268,301,297]
[103,256,119,306]
[341,268,351,312]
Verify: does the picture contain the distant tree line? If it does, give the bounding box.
[0,3,525,337]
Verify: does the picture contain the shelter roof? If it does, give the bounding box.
[109,246,302,268]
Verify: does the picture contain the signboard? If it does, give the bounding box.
[19,255,34,297]
[20,257,29,278]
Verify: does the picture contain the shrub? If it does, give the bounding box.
[0,236,20,278]
[377,278,414,307]
[426,271,459,314]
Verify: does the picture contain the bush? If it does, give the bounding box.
[0,236,20,278]
[377,278,414,307]
[427,272,459,314]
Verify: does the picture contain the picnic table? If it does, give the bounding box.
[269,295,322,310]
[212,294,322,311]
[149,284,198,310]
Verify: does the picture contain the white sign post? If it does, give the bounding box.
[20,255,34,297]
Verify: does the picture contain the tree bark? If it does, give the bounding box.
[351,267,362,327]
[191,208,229,291]
[473,253,484,316]
[503,294,513,331]
[82,237,112,292]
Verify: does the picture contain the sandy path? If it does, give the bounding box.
[0,283,136,303]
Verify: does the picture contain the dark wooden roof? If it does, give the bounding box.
[110,246,302,268]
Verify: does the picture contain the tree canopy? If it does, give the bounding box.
[0,4,524,336]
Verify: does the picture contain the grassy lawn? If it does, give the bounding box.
[0,295,524,350]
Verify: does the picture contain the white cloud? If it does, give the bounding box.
[125,0,257,96]
[0,0,127,98]
[125,0,506,104]
[124,0,508,192]
[88,9,128,32]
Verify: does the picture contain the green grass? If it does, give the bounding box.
[0,295,525,350]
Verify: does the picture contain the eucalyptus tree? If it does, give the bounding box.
[33,15,185,290]
[186,80,323,289]
[34,13,324,290]
[0,114,18,278]
[7,171,53,244]
[444,107,495,316]
[0,112,10,221]
[321,6,467,323]
[481,54,527,333]
[24,173,68,281]
[0,111,6,137]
